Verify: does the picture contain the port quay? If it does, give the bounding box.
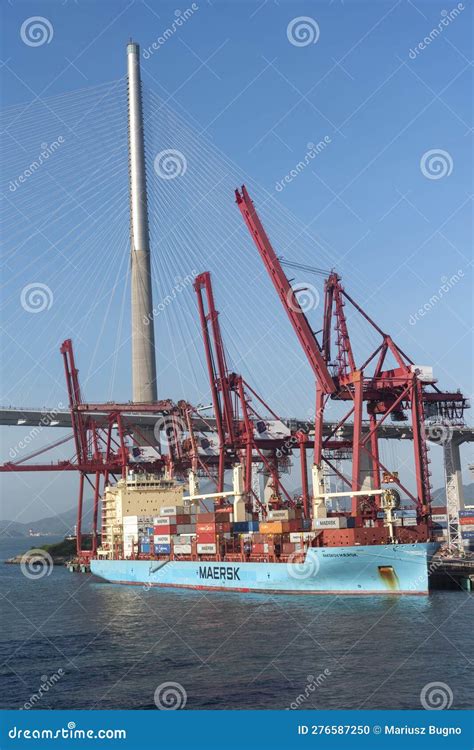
[1,0,472,744]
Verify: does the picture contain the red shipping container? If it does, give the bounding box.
[197,513,216,522]
[196,531,217,542]
[153,524,177,534]
[175,515,191,524]
[460,517,474,526]
[215,522,231,533]
[288,519,303,532]
[197,522,216,534]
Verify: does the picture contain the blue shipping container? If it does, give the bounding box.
[459,510,474,518]
[155,543,171,554]
[461,530,474,539]
[248,521,260,531]
[139,543,150,553]
[302,519,311,530]
[233,522,249,533]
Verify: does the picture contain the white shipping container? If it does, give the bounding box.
[313,517,347,529]
[460,523,474,532]
[174,544,192,554]
[160,506,184,516]
[431,514,448,522]
[289,533,303,543]
[154,517,177,526]
[268,509,293,520]
[197,543,216,554]
[153,534,172,544]
[403,518,418,526]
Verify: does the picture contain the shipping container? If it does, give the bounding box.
[460,517,474,526]
[268,509,294,521]
[197,543,216,554]
[313,517,347,529]
[154,543,171,554]
[160,506,184,516]
[154,534,172,544]
[174,544,192,555]
[259,521,290,534]
[154,516,177,526]
[431,514,448,523]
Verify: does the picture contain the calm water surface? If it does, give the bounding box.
[0,537,472,711]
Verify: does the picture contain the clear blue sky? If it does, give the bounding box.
[0,0,472,522]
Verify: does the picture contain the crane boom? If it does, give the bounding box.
[235,185,336,395]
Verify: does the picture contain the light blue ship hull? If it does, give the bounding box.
[91,543,439,595]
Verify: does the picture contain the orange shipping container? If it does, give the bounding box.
[460,517,474,526]
[259,521,290,534]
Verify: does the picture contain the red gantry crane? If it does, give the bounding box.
[235,185,468,523]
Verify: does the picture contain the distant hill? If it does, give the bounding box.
[0,503,96,538]
[1,483,472,537]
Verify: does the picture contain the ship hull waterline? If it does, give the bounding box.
[90,543,439,596]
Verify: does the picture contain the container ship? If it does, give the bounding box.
[90,473,440,595]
